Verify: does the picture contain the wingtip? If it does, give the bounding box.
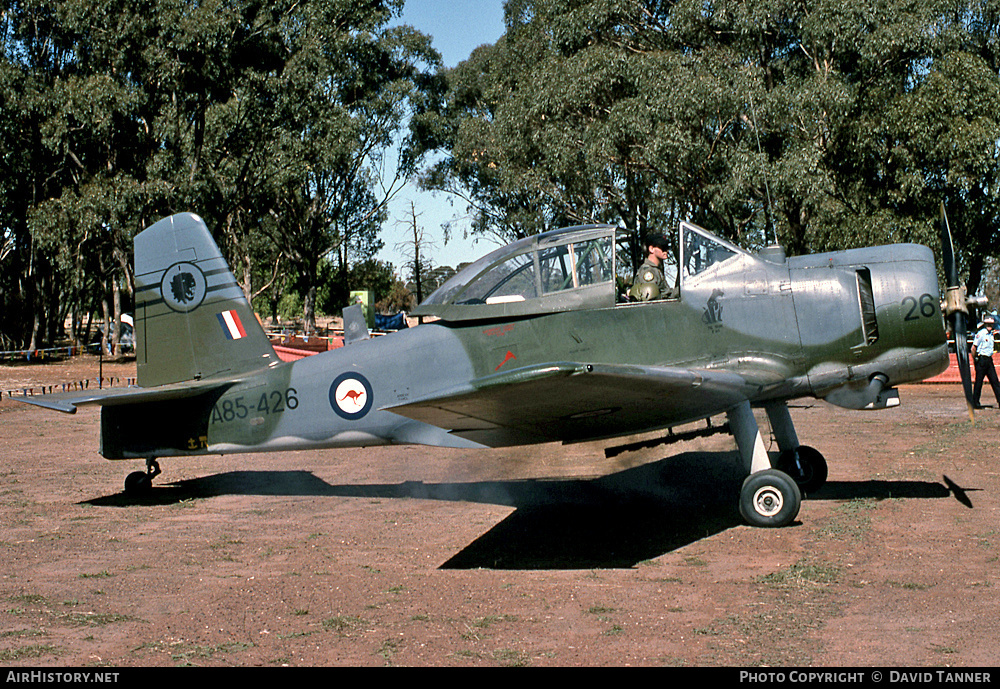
[15,396,79,414]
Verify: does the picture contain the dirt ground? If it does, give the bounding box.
[1,354,998,667]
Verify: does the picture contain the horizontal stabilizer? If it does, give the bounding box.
[15,379,236,414]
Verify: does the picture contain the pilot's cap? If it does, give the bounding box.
[646,235,671,252]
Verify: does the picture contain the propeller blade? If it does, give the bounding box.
[940,202,959,288]
[939,203,975,421]
[954,312,975,421]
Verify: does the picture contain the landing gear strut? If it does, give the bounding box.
[124,458,160,496]
[765,401,828,493]
[727,401,829,527]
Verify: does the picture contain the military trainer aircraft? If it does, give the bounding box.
[20,210,973,528]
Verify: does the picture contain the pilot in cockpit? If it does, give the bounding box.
[629,235,678,301]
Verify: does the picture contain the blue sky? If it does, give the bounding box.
[376,0,507,276]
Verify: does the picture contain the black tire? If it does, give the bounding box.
[739,469,801,528]
[775,445,828,493]
[124,471,152,496]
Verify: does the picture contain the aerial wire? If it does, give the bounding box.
[748,78,778,247]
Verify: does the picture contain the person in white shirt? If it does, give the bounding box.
[971,314,999,409]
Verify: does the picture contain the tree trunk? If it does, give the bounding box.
[101,297,111,357]
[303,285,317,334]
[28,311,40,357]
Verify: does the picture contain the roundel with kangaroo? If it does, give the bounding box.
[329,372,374,420]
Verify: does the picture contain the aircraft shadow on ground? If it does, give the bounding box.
[83,453,975,570]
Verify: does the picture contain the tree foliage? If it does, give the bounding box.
[412,0,1000,296]
[5,0,1000,355]
[0,0,438,351]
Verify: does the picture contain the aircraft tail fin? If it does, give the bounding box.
[134,213,281,387]
[342,304,371,344]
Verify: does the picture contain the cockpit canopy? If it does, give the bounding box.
[411,225,623,321]
[411,221,751,322]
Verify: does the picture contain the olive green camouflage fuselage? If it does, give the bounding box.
[24,214,948,466]
[101,216,946,460]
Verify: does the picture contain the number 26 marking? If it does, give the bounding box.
[902,294,936,321]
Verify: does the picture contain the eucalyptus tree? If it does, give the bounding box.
[0,0,156,354]
[414,0,999,286]
[872,2,1000,296]
[144,0,440,330]
[0,0,440,348]
[408,19,570,246]
[411,0,766,251]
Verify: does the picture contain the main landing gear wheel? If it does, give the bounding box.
[123,459,161,496]
[775,445,828,493]
[739,469,801,528]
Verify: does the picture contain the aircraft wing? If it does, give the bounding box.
[15,378,236,414]
[383,362,756,446]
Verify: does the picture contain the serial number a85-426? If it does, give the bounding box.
[211,388,298,424]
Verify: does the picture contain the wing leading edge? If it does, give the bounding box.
[383,362,755,447]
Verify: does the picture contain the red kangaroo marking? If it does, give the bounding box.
[495,350,516,371]
[339,389,366,406]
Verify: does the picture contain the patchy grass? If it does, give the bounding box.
[5,593,136,631]
[322,615,367,634]
[0,644,60,662]
[8,593,46,606]
[886,580,936,591]
[694,609,822,666]
[586,603,623,637]
[492,648,530,667]
[909,421,974,457]
[0,628,48,640]
[60,611,138,627]
[602,624,624,636]
[470,614,517,628]
[460,614,517,641]
[757,560,841,588]
[694,556,843,666]
[376,638,401,665]
[817,498,877,540]
[174,641,253,664]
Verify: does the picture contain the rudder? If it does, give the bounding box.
[134,213,281,387]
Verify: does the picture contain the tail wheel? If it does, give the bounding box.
[775,446,828,493]
[124,471,152,496]
[739,469,801,528]
[123,458,160,496]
